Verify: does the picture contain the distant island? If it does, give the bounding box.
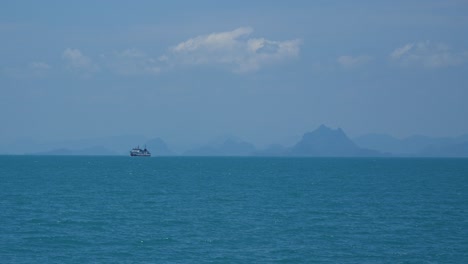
[1,125,467,157]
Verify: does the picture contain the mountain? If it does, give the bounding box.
[355,133,468,156]
[184,138,256,156]
[144,138,174,156]
[289,125,382,157]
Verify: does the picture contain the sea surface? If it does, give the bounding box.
[1,156,467,263]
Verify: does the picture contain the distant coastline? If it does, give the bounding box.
[2,125,467,158]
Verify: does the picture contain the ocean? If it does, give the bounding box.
[1,156,467,263]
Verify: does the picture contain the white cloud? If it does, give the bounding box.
[390,44,414,59]
[337,55,372,68]
[390,41,468,68]
[62,48,99,72]
[167,27,301,72]
[58,28,300,76]
[172,27,253,53]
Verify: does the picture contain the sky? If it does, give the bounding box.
[1,0,468,150]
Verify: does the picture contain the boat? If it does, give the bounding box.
[130,146,151,157]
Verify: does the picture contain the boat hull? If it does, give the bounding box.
[130,153,151,157]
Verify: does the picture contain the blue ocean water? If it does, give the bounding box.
[1,156,467,263]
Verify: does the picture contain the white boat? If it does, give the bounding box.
[130,146,151,157]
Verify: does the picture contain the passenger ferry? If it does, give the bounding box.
[130,146,151,157]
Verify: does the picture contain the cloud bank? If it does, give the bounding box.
[390,41,468,68]
[167,27,302,72]
[55,28,301,76]
[62,48,99,73]
[50,38,466,78]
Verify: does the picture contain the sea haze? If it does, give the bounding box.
[1,156,467,263]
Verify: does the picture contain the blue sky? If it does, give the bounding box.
[1,1,468,150]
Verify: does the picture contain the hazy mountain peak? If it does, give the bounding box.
[290,125,380,157]
[315,124,339,133]
[303,125,347,141]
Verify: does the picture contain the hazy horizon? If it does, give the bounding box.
[2,1,468,150]
[2,123,468,155]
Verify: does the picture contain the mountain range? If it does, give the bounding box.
[1,125,467,157]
